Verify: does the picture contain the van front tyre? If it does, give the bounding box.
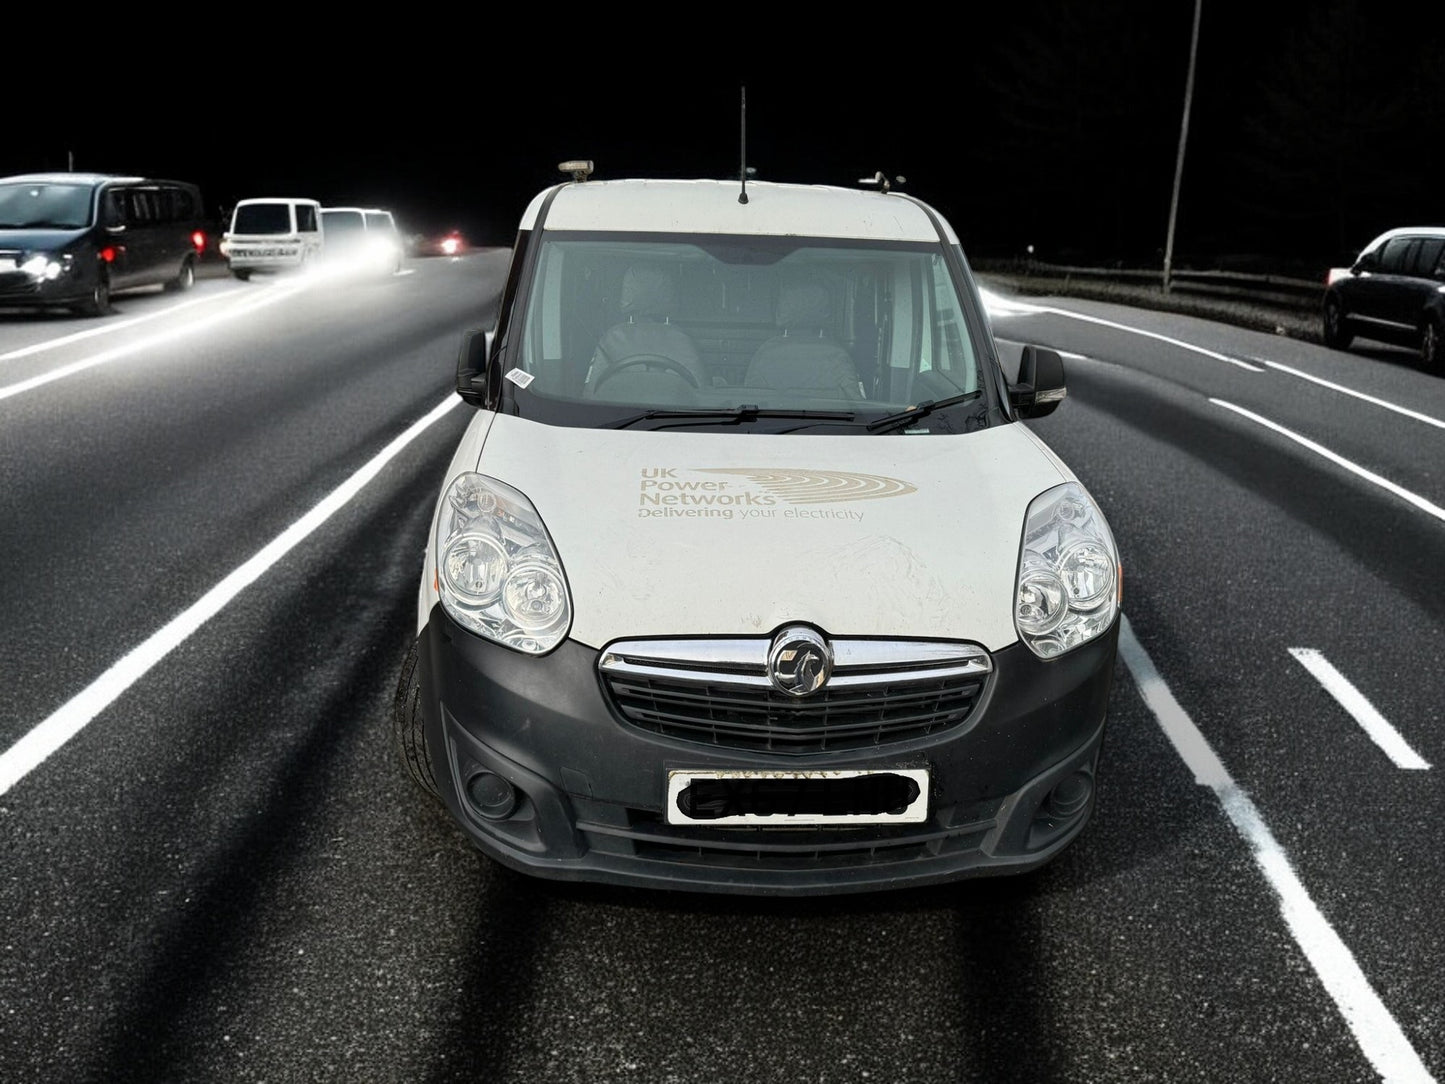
[72,277,110,317]
[394,637,439,799]
[166,257,195,292]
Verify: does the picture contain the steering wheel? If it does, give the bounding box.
[592,353,702,391]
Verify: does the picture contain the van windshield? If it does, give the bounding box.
[507,232,993,433]
[233,204,293,234]
[0,182,94,229]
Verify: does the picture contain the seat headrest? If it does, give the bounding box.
[775,278,831,330]
[619,265,677,317]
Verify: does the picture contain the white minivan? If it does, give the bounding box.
[394,161,1122,896]
[220,197,323,280]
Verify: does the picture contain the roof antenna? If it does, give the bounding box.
[738,85,748,205]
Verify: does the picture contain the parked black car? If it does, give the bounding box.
[0,172,208,317]
[1322,226,1445,369]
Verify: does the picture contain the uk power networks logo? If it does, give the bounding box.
[637,468,917,522]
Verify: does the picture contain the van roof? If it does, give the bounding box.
[0,172,179,187]
[522,177,956,244]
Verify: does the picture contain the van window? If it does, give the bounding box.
[297,204,318,232]
[517,234,981,413]
[123,189,157,225]
[0,181,93,229]
[234,203,294,233]
[1379,236,1416,274]
[322,209,366,238]
[1413,238,1444,277]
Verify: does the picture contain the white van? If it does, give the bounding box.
[393,161,1122,896]
[219,197,323,280]
[318,205,403,277]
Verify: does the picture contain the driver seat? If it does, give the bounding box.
[585,264,706,397]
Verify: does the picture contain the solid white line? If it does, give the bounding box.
[0,287,248,362]
[1118,615,1434,1082]
[978,289,1264,371]
[0,393,463,797]
[1210,399,1445,524]
[0,285,303,403]
[1288,648,1431,770]
[1264,361,1445,431]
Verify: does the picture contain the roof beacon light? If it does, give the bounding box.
[859,171,906,193]
[559,160,594,182]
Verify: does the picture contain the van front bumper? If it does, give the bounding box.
[419,606,1119,896]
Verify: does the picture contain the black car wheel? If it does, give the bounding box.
[232,268,252,281]
[1322,294,1352,349]
[1422,318,1444,371]
[166,257,195,293]
[393,636,439,798]
[71,275,111,317]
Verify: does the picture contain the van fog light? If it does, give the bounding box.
[466,771,517,820]
[1046,771,1092,818]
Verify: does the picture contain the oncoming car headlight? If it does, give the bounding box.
[20,252,67,281]
[1014,482,1120,658]
[435,472,572,654]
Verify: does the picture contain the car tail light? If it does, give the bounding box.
[99,247,116,263]
[191,230,207,253]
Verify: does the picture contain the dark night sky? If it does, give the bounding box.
[6,2,1440,274]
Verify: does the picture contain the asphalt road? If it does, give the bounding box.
[0,257,1439,1083]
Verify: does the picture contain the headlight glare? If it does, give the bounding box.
[21,253,64,281]
[434,473,571,654]
[1014,483,1119,657]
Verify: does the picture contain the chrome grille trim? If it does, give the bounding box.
[599,637,991,689]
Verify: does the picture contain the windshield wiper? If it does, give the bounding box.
[609,405,856,430]
[865,391,982,433]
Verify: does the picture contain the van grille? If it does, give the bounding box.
[598,636,992,753]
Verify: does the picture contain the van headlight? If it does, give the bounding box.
[435,473,571,654]
[21,252,67,281]
[1014,482,1120,658]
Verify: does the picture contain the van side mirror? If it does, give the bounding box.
[455,327,495,407]
[1008,345,1066,419]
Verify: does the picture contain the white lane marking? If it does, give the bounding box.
[1210,399,1445,524]
[0,394,463,797]
[1288,648,1431,770]
[978,288,1265,372]
[0,285,305,403]
[0,287,251,362]
[1263,360,1445,431]
[1119,615,1434,1083]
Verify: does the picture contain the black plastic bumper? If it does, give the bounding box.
[418,606,1119,896]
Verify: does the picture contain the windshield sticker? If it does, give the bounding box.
[504,368,535,388]
[637,468,916,522]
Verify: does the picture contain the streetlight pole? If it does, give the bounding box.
[1164,0,1203,294]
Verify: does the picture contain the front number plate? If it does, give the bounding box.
[666,768,929,826]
